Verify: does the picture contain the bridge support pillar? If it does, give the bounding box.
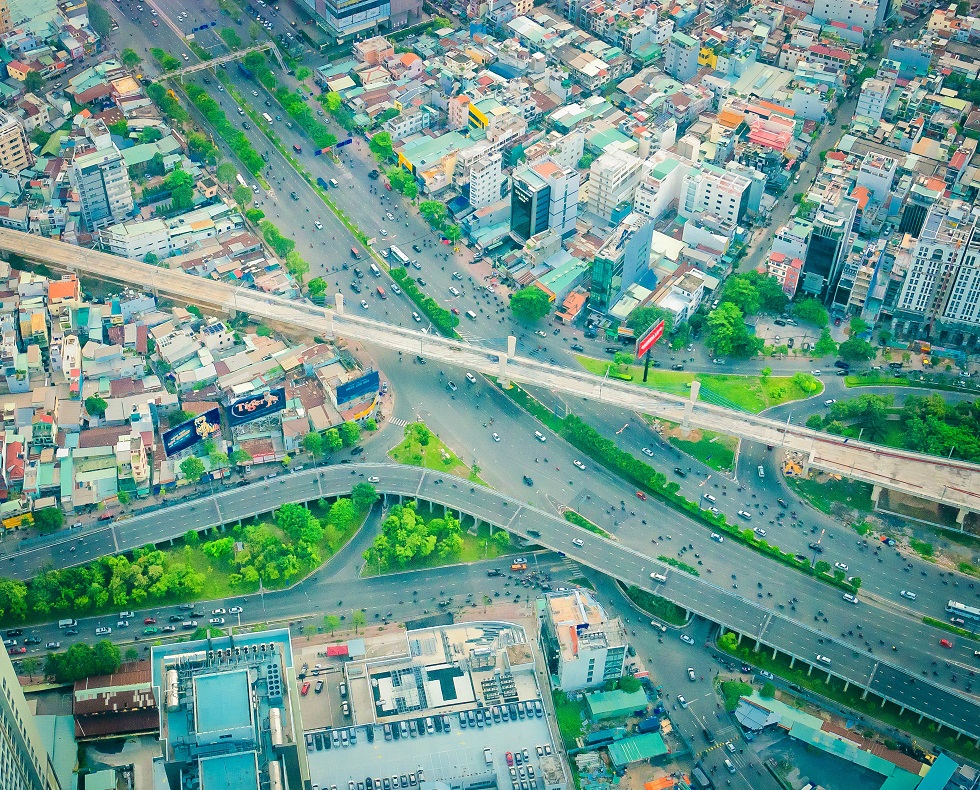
[334,293,345,315]
[807,665,813,677]
[861,687,869,700]
[801,450,812,477]
[498,354,510,388]
[754,639,760,651]
[899,705,905,715]
[871,484,883,507]
[681,381,700,432]
[772,647,777,660]
[957,507,970,525]
[843,680,849,693]
[789,656,795,668]
[881,697,886,708]
[325,309,334,337]
[736,632,743,645]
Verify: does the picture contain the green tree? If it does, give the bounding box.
[338,422,361,447]
[117,491,131,506]
[706,302,761,357]
[168,409,194,427]
[144,252,159,265]
[352,482,379,510]
[352,609,366,633]
[792,372,820,395]
[85,396,108,418]
[324,92,342,112]
[24,70,44,93]
[217,162,239,186]
[249,21,262,40]
[33,507,64,533]
[806,414,824,429]
[760,366,772,380]
[329,498,356,530]
[848,316,870,337]
[108,119,129,137]
[20,656,41,682]
[184,529,200,546]
[760,681,776,698]
[369,132,394,161]
[180,456,206,483]
[814,328,838,357]
[302,431,324,458]
[87,2,113,37]
[613,351,634,372]
[121,48,142,69]
[721,275,761,315]
[209,451,229,470]
[838,337,875,362]
[510,287,551,322]
[324,614,341,633]
[165,167,195,212]
[230,449,253,468]
[419,200,447,226]
[220,26,242,48]
[792,298,829,327]
[233,184,253,207]
[281,454,292,469]
[308,277,327,298]
[618,675,641,693]
[444,224,462,244]
[296,66,312,81]
[140,127,164,144]
[324,428,343,453]
[626,306,673,338]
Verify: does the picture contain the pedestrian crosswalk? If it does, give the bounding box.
[388,417,409,427]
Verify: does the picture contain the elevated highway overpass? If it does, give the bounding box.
[4,463,979,743]
[1,228,978,519]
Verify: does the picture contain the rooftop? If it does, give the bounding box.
[194,670,252,734]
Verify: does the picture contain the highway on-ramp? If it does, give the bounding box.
[4,462,978,739]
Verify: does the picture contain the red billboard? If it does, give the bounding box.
[636,319,665,357]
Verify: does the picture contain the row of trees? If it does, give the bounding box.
[362,501,475,571]
[184,84,265,175]
[146,83,189,125]
[390,269,459,336]
[257,220,310,281]
[272,83,337,151]
[417,200,462,246]
[301,422,362,457]
[320,91,361,134]
[45,640,121,683]
[150,48,182,72]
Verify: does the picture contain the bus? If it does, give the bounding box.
[376,286,387,299]
[946,600,980,621]
[262,112,273,124]
[236,173,247,188]
[389,245,409,266]
[350,246,362,260]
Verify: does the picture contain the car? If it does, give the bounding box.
[447,381,458,392]
[8,646,26,655]
[412,311,422,322]
[492,433,500,442]
[573,459,586,470]
[506,752,514,766]
[759,670,774,680]
[301,681,311,696]
[379,228,388,237]
[737,510,752,520]
[212,608,227,615]
[45,641,61,650]
[144,617,157,625]
[534,330,547,337]
[368,476,380,483]
[415,355,426,364]
[680,634,695,645]
[360,300,369,309]
[570,343,585,351]
[834,562,849,572]
[523,475,534,486]
[120,611,135,619]
[144,626,159,635]
[726,741,736,754]
[65,629,79,636]
[754,527,767,537]
[811,369,822,375]
[673,466,688,477]
[466,372,477,384]
[314,221,323,230]
[412,244,422,253]
[703,493,717,503]
[117,620,129,628]
[162,625,177,633]
[209,617,225,625]
[950,617,965,625]
[824,399,837,406]
[687,667,696,681]
[416,277,426,286]
[677,695,689,708]
[940,638,954,649]
[710,533,724,542]
[815,654,831,664]
[571,538,584,547]
[229,606,243,614]
[369,170,381,180]
[95,627,112,636]
[808,542,824,553]
[23,637,40,645]
[712,358,725,365]
[315,680,324,694]
[636,491,647,500]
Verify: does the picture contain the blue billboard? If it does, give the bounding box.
[162,408,223,457]
[226,388,287,427]
[336,371,380,406]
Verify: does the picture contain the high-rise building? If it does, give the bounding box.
[894,199,980,346]
[468,153,502,209]
[0,109,34,174]
[664,32,700,82]
[0,650,64,790]
[678,162,751,226]
[70,143,135,231]
[0,0,11,34]
[510,157,579,243]
[586,148,642,222]
[589,212,653,314]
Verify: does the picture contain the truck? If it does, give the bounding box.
[376,286,387,299]
[317,177,329,190]
[238,62,253,79]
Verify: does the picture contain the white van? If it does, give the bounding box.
[650,572,667,583]
[534,431,546,442]
[465,310,477,320]
[758,465,765,478]
[369,263,381,277]
[449,286,461,297]
[329,178,339,187]
[58,618,77,629]
[842,593,859,604]
[725,760,736,774]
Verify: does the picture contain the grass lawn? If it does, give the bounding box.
[647,417,738,471]
[788,475,873,515]
[362,518,513,577]
[618,581,688,626]
[389,422,487,484]
[845,372,980,396]
[576,356,819,413]
[716,635,979,761]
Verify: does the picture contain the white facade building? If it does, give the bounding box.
[855,77,893,122]
[71,143,134,231]
[678,162,751,226]
[811,0,890,30]
[468,152,502,209]
[541,589,627,691]
[586,148,643,221]
[0,650,63,790]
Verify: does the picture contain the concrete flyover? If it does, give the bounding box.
[2,227,979,518]
[4,463,979,743]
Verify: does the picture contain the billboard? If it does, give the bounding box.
[636,319,665,357]
[226,388,287,427]
[162,408,222,457]
[336,370,381,406]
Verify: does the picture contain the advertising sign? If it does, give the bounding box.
[226,388,287,427]
[636,319,665,357]
[336,371,381,406]
[162,408,222,457]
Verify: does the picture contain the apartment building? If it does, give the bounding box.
[678,162,751,226]
[510,157,580,242]
[586,148,643,222]
[0,109,34,174]
[71,143,135,231]
[665,32,700,81]
[468,152,503,209]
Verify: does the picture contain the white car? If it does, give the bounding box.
[824,399,837,406]
[386,212,394,220]
[367,476,380,483]
[252,90,259,96]
[680,634,695,645]
[710,533,724,542]
[229,606,243,614]
[465,373,477,384]
[360,300,369,309]
[759,670,774,680]
[492,433,500,442]
[900,590,917,600]
[212,608,227,615]
[314,221,323,230]
[534,330,547,337]
[737,510,752,520]
[412,312,421,322]
[209,617,225,625]
[379,228,388,236]
[573,460,586,470]
[571,538,584,547]
[754,527,767,537]
[834,562,849,572]
[642,447,654,457]
[116,620,129,628]
[678,695,689,708]
[811,369,822,375]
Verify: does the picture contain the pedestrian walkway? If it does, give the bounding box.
[387,417,409,427]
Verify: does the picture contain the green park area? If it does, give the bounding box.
[390,422,486,484]
[787,475,874,516]
[576,357,821,413]
[0,491,376,629]
[647,417,738,471]
[361,500,511,576]
[716,632,979,761]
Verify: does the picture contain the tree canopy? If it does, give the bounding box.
[510,287,551,322]
[792,298,829,328]
[362,501,463,571]
[705,302,762,357]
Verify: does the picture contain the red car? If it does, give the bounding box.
[8,646,26,655]
[636,491,647,500]
[301,681,311,696]
[144,617,157,625]
[940,638,953,649]
[506,752,514,766]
